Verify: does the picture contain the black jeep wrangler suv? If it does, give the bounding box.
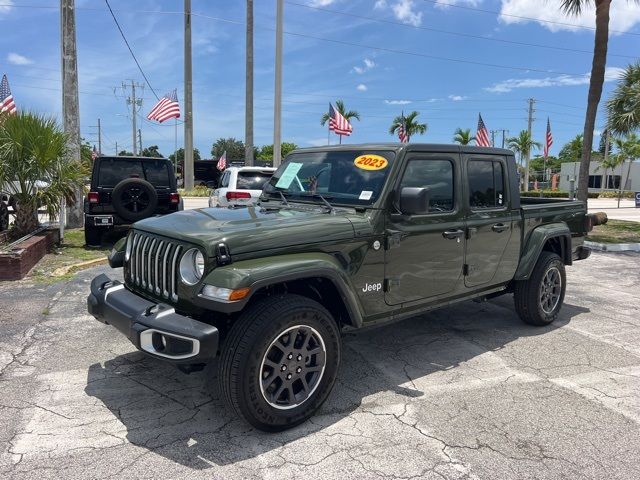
[84,156,183,247]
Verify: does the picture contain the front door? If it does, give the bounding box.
[384,154,465,306]
[464,155,515,287]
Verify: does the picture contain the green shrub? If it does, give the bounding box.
[521,190,600,199]
[597,191,635,199]
[178,186,210,197]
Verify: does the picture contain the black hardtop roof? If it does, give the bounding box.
[290,143,514,157]
[96,155,171,162]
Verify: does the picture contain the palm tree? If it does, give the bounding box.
[596,148,622,191]
[0,112,86,236]
[244,0,254,166]
[560,0,639,202]
[611,133,640,204]
[389,111,427,142]
[321,100,360,144]
[453,128,475,145]
[507,130,542,188]
[606,61,640,135]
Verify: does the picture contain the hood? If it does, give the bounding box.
[134,205,358,257]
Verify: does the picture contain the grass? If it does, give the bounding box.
[29,228,110,283]
[587,220,640,244]
[178,186,211,197]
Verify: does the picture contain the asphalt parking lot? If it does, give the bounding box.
[1,251,640,479]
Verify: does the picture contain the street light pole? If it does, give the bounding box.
[273,0,283,167]
[184,0,194,190]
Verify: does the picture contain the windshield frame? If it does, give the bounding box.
[263,149,396,208]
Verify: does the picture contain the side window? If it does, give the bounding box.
[468,160,505,209]
[399,159,454,212]
[220,172,230,188]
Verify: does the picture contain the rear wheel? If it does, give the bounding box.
[218,294,341,431]
[514,251,566,326]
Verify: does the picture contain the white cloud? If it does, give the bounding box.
[448,94,467,101]
[0,0,13,15]
[375,0,423,26]
[499,0,640,35]
[309,0,339,6]
[352,58,376,74]
[7,53,33,65]
[385,99,412,105]
[356,83,367,91]
[485,66,626,93]
[434,0,482,9]
[307,138,330,147]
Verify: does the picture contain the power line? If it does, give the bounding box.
[104,0,159,100]
[418,0,640,37]
[285,1,636,59]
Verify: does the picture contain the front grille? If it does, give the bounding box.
[128,231,182,302]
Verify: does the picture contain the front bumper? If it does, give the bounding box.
[87,273,219,364]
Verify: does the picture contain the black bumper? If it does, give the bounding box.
[573,245,591,261]
[87,274,219,364]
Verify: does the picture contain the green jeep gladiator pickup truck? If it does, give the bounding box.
[88,144,601,431]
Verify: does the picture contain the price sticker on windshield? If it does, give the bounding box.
[354,154,388,171]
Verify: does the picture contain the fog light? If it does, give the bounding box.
[201,285,250,301]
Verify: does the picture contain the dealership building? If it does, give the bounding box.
[559,161,640,193]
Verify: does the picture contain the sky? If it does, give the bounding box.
[0,0,639,159]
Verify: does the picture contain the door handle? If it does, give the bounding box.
[491,223,509,233]
[442,229,465,240]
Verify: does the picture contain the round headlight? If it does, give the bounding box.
[125,234,133,261]
[179,248,205,285]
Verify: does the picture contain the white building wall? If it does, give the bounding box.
[559,161,640,192]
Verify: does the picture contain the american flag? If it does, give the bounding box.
[476,113,490,147]
[1,74,17,115]
[147,89,180,123]
[328,103,352,136]
[216,151,227,171]
[544,117,553,157]
[398,112,408,143]
[91,145,98,161]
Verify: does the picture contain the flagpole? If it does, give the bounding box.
[174,117,178,178]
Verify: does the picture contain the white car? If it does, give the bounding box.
[209,166,276,207]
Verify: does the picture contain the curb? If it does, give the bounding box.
[52,257,108,276]
[584,240,640,253]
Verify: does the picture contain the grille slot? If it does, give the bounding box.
[128,232,183,302]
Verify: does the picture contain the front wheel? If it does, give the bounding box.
[514,251,566,326]
[218,294,341,431]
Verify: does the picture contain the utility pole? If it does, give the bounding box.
[490,130,496,147]
[115,141,118,155]
[122,80,144,155]
[273,0,283,167]
[245,0,254,166]
[500,129,509,149]
[61,0,82,228]
[97,118,102,154]
[184,0,194,190]
[138,129,142,155]
[525,98,536,192]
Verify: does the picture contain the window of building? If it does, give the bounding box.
[607,175,621,189]
[588,175,602,189]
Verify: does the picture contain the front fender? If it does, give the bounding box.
[197,253,364,327]
[514,223,571,280]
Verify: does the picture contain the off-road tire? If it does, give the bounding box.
[514,251,566,326]
[111,178,158,222]
[219,294,341,431]
[84,222,103,247]
[0,201,9,232]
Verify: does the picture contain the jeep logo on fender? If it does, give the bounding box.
[362,282,382,293]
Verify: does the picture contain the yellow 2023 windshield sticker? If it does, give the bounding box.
[354,154,388,171]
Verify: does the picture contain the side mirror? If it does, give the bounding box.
[399,187,430,215]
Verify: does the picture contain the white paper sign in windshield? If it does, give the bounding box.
[275,162,304,189]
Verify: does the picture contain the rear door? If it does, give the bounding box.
[384,152,465,306]
[463,155,518,287]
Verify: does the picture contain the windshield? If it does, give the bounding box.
[264,150,395,206]
[97,158,171,187]
[237,171,273,190]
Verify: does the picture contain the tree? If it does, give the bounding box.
[596,146,623,190]
[140,145,163,158]
[598,129,613,155]
[0,112,87,236]
[558,134,584,163]
[211,138,245,162]
[321,100,360,144]
[530,155,561,181]
[606,61,640,135]
[560,0,639,202]
[452,128,475,145]
[612,133,640,199]
[118,150,134,156]
[507,130,542,185]
[257,142,298,162]
[389,111,427,142]
[169,148,201,163]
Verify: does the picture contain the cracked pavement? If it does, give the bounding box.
[1,251,640,479]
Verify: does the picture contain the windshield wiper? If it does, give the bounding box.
[276,190,289,206]
[297,193,334,213]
